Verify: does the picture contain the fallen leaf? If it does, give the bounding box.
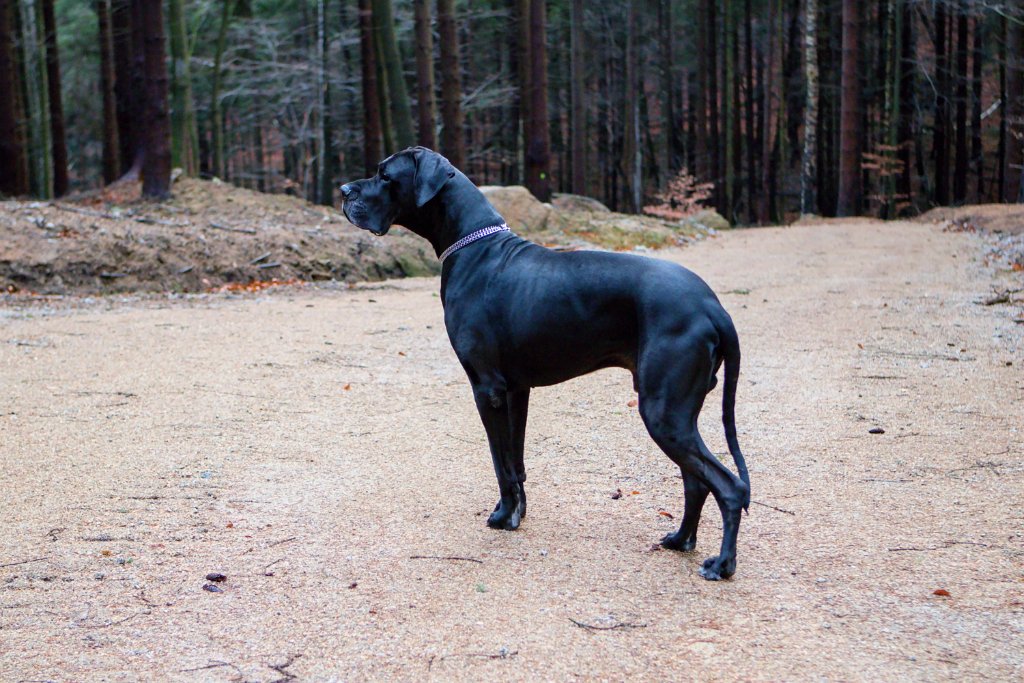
[343,383,351,390]
[398,351,407,357]
[857,343,864,350]
[226,522,233,528]
[205,572,227,582]
[627,399,638,408]
[631,490,640,495]
[100,550,112,557]
[658,510,674,519]
[933,588,951,597]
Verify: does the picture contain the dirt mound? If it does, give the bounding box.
[1,179,713,296]
[0,177,438,296]
[918,204,1024,274]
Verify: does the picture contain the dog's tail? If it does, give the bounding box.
[718,315,750,510]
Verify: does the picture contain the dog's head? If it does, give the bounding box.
[340,147,456,236]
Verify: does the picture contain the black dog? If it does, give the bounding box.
[341,147,750,580]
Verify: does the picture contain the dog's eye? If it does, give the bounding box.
[380,172,390,182]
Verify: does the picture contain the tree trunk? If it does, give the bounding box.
[373,0,414,150]
[658,0,679,177]
[622,0,641,213]
[694,1,708,180]
[0,0,29,196]
[21,0,52,197]
[970,14,983,203]
[837,0,862,216]
[413,0,436,149]
[96,0,119,184]
[357,0,382,173]
[110,0,132,174]
[953,9,968,204]
[168,0,197,175]
[140,0,170,198]
[707,0,721,209]
[744,0,756,223]
[1006,10,1024,203]
[211,0,233,180]
[40,0,66,195]
[318,0,335,205]
[524,0,550,201]
[437,0,464,168]
[570,0,585,194]
[896,0,914,212]
[801,0,818,215]
[934,4,950,205]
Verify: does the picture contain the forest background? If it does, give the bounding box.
[1,0,1023,226]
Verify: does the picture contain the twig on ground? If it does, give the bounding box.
[267,653,302,682]
[0,556,48,569]
[80,611,145,629]
[209,221,256,235]
[180,660,243,676]
[267,536,297,548]
[750,500,796,515]
[569,617,647,631]
[888,540,995,552]
[410,555,483,564]
[249,252,272,265]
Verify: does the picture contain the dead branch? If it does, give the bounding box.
[410,555,483,564]
[209,221,256,235]
[751,500,796,515]
[569,617,647,631]
[0,556,48,569]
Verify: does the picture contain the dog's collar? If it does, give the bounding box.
[439,223,510,263]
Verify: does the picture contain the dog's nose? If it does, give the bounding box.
[340,183,355,199]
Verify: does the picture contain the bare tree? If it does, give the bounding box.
[413,0,436,149]
[837,0,862,216]
[801,0,818,215]
[0,0,29,196]
[524,0,550,201]
[140,0,171,198]
[437,0,464,168]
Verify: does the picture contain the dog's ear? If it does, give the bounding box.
[413,149,456,207]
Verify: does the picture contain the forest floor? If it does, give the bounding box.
[1,210,1024,680]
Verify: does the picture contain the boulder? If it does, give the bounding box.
[551,193,611,214]
[478,186,553,232]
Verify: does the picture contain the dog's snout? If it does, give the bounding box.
[340,183,355,199]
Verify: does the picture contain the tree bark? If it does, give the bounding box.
[0,0,29,196]
[41,0,66,196]
[800,0,818,215]
[413,0,436,149]
[622,0,641,213]
[437,0,464,167]
[211,0,233,180]
[318,0,335,205]
[896,0,914,212]
[524,0,550,201]
[357,0,382,173]
[1006,10,1024,203]
[970,14,983,203]
[140,0,171,198]
[570,0,585,194]
[934,3,950,205]
[836,0,862,216]
[953,9,968,204]
[707,0,721,210]
[168,0,197,175]
[373,0,414,150]
[96,0,119,184]
[110,0,132,174]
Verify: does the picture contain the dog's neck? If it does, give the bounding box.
[399,171,505,259]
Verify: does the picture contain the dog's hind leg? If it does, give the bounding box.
[661,473,710,552]
[508,388,530,519]
[471,381,523,530]
[638,338,747,580]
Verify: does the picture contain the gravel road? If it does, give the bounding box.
[2,219,1022,681]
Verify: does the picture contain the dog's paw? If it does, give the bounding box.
[698,555,736,581]
[660,531,696,552]
[486,504,521,531]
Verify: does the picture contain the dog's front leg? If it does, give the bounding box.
[507,388,530,519]
[472,384,522,530]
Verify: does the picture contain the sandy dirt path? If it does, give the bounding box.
[2,219,1022,681]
